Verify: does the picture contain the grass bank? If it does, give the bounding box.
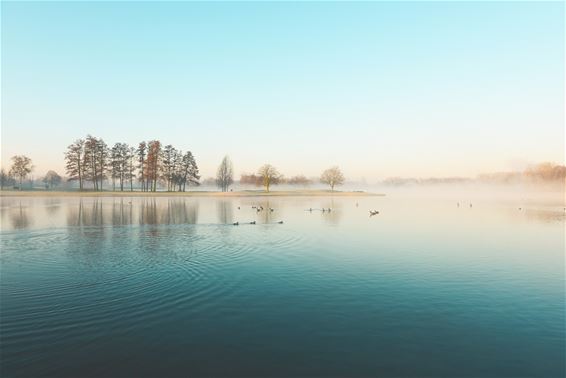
[0,189,383,198]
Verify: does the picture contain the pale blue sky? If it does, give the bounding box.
[1,1,564,180]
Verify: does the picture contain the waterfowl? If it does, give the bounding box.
[233,222,239,226]
[249,221,256,225]
[369,210,379,216]
[277,220,284,224]
[270,208,274,212]
[237,206,240,210]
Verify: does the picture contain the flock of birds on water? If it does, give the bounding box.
[229,200,566,226]
[230,202,382,225]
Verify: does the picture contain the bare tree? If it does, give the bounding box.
[65,139,85,190]
[320,166,345,191]
[9,155,34,190]
[257,164,282,192]
[216,156,234,192]
[43,170,62,189]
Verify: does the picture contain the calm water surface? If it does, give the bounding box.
[1,194,564,377]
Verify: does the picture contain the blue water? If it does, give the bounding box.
[1,195,564,377]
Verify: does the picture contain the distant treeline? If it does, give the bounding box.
[382,162,566,186]
[477,163,566,184]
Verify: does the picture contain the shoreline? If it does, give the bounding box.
[0,190,383,198]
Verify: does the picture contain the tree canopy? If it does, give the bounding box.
[320,166,345,191]
[257,164,282,192]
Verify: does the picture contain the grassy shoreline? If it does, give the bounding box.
[0,190,383,198]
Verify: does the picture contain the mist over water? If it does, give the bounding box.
[1,187,564,377]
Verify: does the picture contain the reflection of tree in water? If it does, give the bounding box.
[112,199,133,226]
[44,198,62,216]
[216,200,234,224]
[66,200,104,227]
[10,202,31,229]
[139,199,199,225]
[139,199,158,225]
[162,200,199,225]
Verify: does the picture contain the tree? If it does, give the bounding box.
[0,168,15,190]
[257,164,281,192]
[127,146,136,191]
[161,144,177,191]
[137,141,148,191]
[240,173,262,186]
[320,166,345,191]
[146,140,161,192]
[9,155,33,190]
[287,175,312,187]
[83,135,108,191]
[216,156,234,192]
[178,151,200,191]
[110,143,130,191]
[43,170,62,189]
[65,139,85,190]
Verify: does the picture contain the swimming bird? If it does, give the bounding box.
[237,206,240,210]
[249,221,256,225]
[233,222,239,226]
[270,208,274,212]
[518,207,522,211]
[369,210,379,216]
[277,220,284,224]
[327,208,332,212]
[252,206,257,209]
[260,206,264,211]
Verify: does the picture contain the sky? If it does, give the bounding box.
[1,1,564,181]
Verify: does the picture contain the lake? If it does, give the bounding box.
[1,193,564,377]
